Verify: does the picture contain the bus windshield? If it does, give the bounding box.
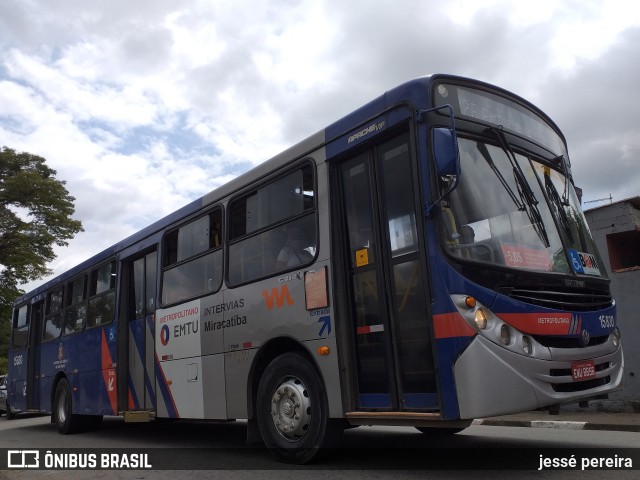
[442,137,604,277]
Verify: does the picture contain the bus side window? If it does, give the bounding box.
[88,260,117,327]
[44,287,64,341]
[64,275,87,335]
[228,164,316,285]
[161,208,223,305]
[11,304,29,349]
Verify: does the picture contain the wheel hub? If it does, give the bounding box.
[270,377,311,440]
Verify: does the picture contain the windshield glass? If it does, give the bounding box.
[534,163,606,277]
[441,137,570,273]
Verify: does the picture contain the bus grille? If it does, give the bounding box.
[533,335,609,349]
[499,286,612,312]
[549,362,611,392]
[551,376,610,393]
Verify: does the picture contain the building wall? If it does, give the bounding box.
[585,197,640,402]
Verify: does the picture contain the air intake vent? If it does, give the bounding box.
[499,285,612,312]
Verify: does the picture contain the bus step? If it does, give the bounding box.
[123,410,153,423]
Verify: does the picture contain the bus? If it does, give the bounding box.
[7,74,623,463]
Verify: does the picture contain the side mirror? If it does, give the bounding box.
[419,105,461,217]
[433,127,460,179]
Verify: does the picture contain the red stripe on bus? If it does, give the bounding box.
[128,388,135,410]
[497,312,573,335]
[356,324,384,335]
[155,352,179,418]
[100,330,118,415]
[433,312,476,339]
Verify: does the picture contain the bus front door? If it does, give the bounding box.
[336,131,438,411]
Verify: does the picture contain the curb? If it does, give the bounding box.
[473,418,640,433]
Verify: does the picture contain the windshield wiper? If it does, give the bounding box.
[556,154,572,206]
[544,172,574,242]
[476,141,524,210]
[486,127,551,248]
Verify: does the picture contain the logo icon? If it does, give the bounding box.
[8,450,40,468]
[580,328,591,347]
[160,325,170,346]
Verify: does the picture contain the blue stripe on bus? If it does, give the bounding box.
[145,315,157,408]
[155,357,178,418]
[358,393,392,409]
[403,393,439,409]
[128,374,141,409]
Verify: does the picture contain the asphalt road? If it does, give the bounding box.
[1,414,639,479]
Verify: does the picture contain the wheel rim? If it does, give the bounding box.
[57,387,68,425]
[269,376,312,441]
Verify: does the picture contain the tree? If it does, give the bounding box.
[0,147,83,373]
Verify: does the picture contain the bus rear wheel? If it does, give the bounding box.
[53,378,83,434]
[256,352,341,464]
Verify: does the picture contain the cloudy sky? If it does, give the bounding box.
[1,0,639,291]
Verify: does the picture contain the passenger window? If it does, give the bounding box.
[11,305,29,348]
[88,260,117,327]
[162,208,223,305]
[64,276,87,334]
[228,164,316,285]
[44,287,64,341]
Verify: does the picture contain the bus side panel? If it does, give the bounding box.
[37,325,118,416]
[80,326,118,415]
[202,354,227,418]
[224,347,257,419]
[156,298,228,419]
[222,258,342,418]
[37,339,59,413]
[201,291,235,418]
[7,346,28,412]
[157,357,205,419]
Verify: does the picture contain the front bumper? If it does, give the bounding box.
[454,335,624,419]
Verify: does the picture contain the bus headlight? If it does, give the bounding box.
[612,328,620,348]
[450,294,551,359]
[500,325,511,345]
[475,309,488,330]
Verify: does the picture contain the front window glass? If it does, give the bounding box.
[534,163,606,277]
[442,137,569,273]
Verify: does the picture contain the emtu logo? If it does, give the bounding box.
[160,325,170,346]
[261,285,294,310]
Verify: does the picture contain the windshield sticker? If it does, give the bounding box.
[500,242,551,270]
[568,249,601,276]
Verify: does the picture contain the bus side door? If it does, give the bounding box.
[9,301,42,412]
[332,130,438,412]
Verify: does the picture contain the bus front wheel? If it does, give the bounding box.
[53,378,83,434]
[256,352,341,464]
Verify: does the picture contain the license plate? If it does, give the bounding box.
[571,360,596,381]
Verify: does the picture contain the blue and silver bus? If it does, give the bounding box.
[8,74,623,463]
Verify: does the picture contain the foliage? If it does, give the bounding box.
[0,146,83,373]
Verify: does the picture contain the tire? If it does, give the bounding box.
[256,352,342,464]
[53,378,83,434]
[6,403,15,420]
